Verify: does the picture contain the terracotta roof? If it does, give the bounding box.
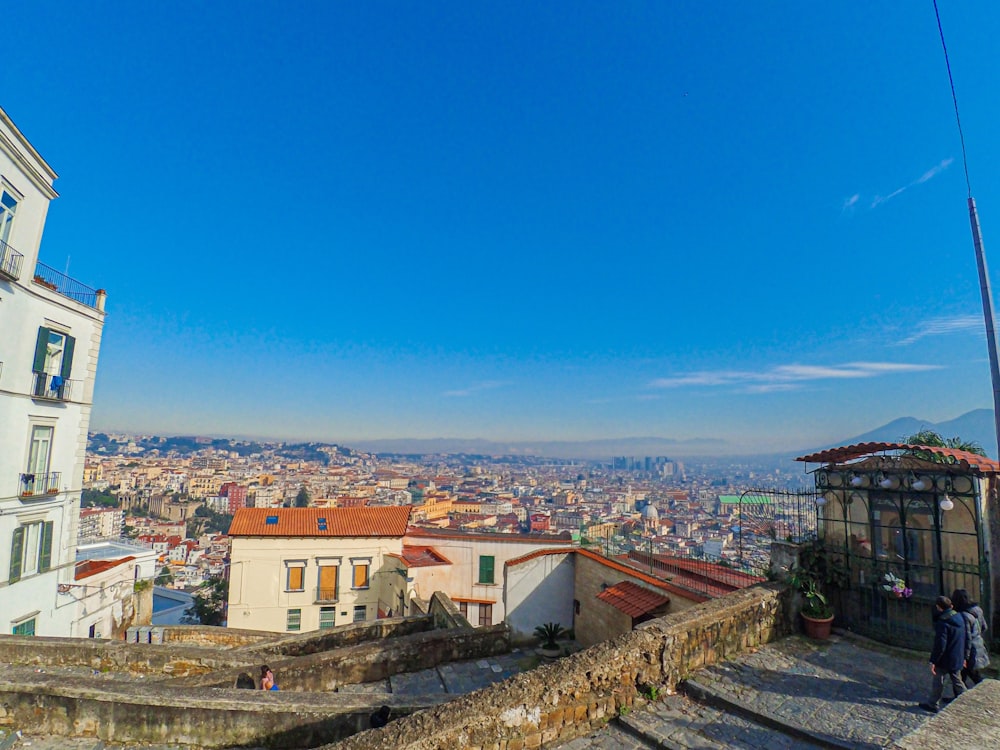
[228,506,412,537]
[795,443,1000,473]
[596,581,670,618]
[75,556,136,580]
[405,527,575,545]
[395,545,453,567]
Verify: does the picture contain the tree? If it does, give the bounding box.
[155,566,174,586]
[294,485,310,507]
[182,576,228,626]
[903,429,986,462]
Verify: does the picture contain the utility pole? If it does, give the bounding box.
[968,198,1000,457]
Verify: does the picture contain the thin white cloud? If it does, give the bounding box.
[848,158,954,211]
[443,380,510,397]
[649,361,941,391]
[897,314,981,345]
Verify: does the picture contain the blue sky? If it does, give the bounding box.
[5,2,1000,453]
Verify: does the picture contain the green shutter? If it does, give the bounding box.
[60,335,75,380]
[39,521,54,572]
[9,527,24,583]
[478,555,495,584]
[32,327,49,372]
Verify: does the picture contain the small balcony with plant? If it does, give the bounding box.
[20,471,62,498]
[0,237,23,280]
[32,261,106,311]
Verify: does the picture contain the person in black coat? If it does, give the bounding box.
[919,595,967,712]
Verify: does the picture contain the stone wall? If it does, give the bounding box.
[327,582,790,750]
[428,590,474,630]
[157,625,279,648]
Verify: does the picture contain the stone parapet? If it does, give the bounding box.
[327,582,790,750]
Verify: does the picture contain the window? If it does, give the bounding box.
[31,328,75,398]
[27,425,53,477]
[317,563,338,602]
[353,605,367,622]
[319,606,336,629]
[285,561,305,592]
[8,520,54,583]
[12,618,35,636]
[479,603,493,627]
[286,608,301,632]
[478,555,495,584]
[352,560,370,589]
[458,601,468,618]
[0,188,17,245]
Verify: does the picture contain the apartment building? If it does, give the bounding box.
[0,106,107,636]
[227,506,412,632]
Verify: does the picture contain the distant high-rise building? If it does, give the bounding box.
[0,106,107,636]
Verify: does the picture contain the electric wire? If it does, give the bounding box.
[932,0,972,198]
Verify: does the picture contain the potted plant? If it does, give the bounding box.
[788,540,847,640]
[534,622,566,658]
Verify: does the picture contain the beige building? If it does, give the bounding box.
[227,506,412,633]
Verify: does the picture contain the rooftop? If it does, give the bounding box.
[228,506,412,537]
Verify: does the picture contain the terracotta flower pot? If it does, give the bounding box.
[802,612,834,640]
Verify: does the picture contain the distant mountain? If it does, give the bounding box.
[350,436,728,461]
[821,409,998,459]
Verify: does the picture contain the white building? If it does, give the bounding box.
[0,106,107,637]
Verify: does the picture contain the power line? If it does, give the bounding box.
[932,0,972,198]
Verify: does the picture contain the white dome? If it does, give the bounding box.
[642,504,659,521]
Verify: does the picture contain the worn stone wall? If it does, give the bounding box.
[327,582,790,750]
[428,591,474,630]
[158,625,279,648]
[171,624,510,691]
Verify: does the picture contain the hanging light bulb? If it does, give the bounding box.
[815,493,828,507]
[939,495,955,511]
[879,475,898,489]
[850,474,864,487]
[911,476,929,491]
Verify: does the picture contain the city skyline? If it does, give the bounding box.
[5,3,1000,453]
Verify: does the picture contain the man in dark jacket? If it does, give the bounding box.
[919,595,967,712]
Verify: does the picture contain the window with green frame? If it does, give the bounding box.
[478,555,495,584]
[9,520,54,583]
[319,606,336,630]
[12,618,36,636]
[286,608,301,632]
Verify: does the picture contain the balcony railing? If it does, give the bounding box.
[0,238,23,280]
[32,372,75,401]
[33,262,103,310]
[316,587,339,603]
[19,472,62,497]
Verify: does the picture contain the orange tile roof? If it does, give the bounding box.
[228,506,411,538]
[405,527,575,545]
[395,545,452,567]
[596,581,670,618]
[75,556,136,580]
[795,443,1000,473]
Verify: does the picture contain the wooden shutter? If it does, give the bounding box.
[32,327,49,372]
[353,564,368,588]
[39,521,54,572]
[9,527,24,583]
[319,565,338,599]
[60,335,75,380]
[479,555,495,584]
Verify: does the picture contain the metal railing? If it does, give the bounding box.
[19,471,62,497]
[316,587,339,603]
[0,238,23,280]
[31,372,75,401]
[33,261,99,308]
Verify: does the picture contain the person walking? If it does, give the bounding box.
[919,595,966,713]
[952,588,990,687]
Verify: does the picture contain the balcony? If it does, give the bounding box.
[19,472,62,498]
[32,261,105,311]
[316,587,339,603]
[0,238,23,281]
[32,372,75,401]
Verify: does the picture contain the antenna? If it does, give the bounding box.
[932,0,1000,458]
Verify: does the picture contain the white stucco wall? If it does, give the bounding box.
[504,551,576,642]
[0,107,106,638]
[228,535,405,632]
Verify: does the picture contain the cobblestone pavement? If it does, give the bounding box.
[555,634,940,750]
